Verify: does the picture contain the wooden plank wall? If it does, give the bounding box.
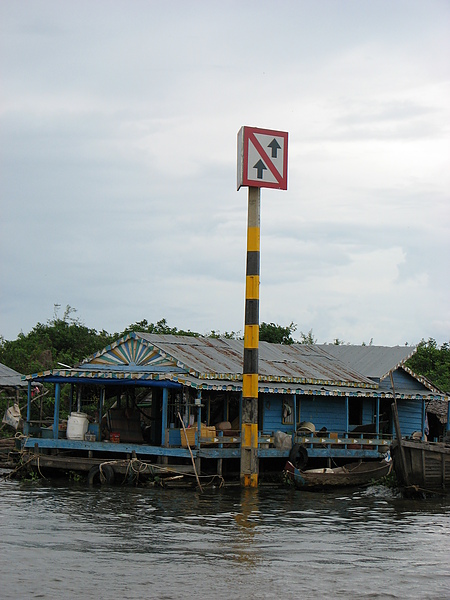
[397,398,423,436]
[262,394,349,434]
[362,398,375,424]
[260,392,422,437]
[261,394,292,434]
[299,396,347,432]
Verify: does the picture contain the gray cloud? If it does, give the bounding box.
[1,0,449,346]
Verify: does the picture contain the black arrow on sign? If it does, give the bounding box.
[268,138,281,158]
[253,159,267,179]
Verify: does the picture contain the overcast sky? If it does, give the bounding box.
[1,1,449,346]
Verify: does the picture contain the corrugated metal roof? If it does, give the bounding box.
[23,335,447,400]
[0,362,26,388]
[136,334,376,387]
[316,344,416,380]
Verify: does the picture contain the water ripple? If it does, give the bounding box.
[0,479,449,599]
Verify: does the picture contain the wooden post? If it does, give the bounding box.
[217,430,223,477]
[241,186,260,487]
[376,397,380,435]
[422,398,426,439]
[53,383,60,440]
[161,387,168,446]
[161,387,169,465]
[24,381,32,436]
[26,381,31,421]
[390,371,409,487]
[68,384,73,414]
[76,385,82,412]
[293,394,297,436]
[196,391,202,475]
[98,387,105,441]
[345,396,349,433]
[447,401,450,434]
[178,411,203,492]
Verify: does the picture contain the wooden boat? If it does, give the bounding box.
[390,438,450,495]
[389,375,450,495]
[283,458,392,490]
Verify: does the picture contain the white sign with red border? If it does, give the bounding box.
[237,126,288,190]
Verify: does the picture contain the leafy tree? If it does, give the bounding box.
[260,322,297,345]
[298,329,317,345]
[208,330,241,339]
[0,306,115,430]
[406,338,450,393]
[119,318,200,338]
[0,305,114,375]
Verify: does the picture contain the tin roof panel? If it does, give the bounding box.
[0,362,26,388]
[316,345,416,380]
[137,334,375,386]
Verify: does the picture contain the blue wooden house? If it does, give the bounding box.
[20,334,449,482]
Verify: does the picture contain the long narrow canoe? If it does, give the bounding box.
[284,458,392,490]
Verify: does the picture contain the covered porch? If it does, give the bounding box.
[19,372,395,482]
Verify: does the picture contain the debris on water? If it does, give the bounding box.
[359,484,402,499]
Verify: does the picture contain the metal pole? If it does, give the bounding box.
[241,186,260,487]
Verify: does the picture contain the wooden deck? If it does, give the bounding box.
[20,430,393,461]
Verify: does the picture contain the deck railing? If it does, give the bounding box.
[294,431,393,452]
[198,430,393,450]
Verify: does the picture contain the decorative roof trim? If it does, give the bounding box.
[81,332,200,377]
[401,365,446,395]
[23,367,376,389]
[21,369,448,400]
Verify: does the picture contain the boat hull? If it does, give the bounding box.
[284,459,392,490]
[391,439,450,495]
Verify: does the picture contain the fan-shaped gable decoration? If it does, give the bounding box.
[82,333,179,370]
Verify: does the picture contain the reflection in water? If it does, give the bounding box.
[233,488,259,567]
[0,477,449,600]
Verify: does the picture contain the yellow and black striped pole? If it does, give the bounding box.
[241,186,260,487]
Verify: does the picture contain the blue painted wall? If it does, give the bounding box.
[397,397,423,436]
[261,391,422,437]
[262,394,352,434]
[378,368,424,392]
[261,394,294,434]
[362,398,375,424]
[299,396,347,432]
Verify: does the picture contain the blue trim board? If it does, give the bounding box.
[24,438,385,460]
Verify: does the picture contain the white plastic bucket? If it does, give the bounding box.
[66,412,89,440]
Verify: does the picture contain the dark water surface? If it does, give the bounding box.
[1,474,449,600]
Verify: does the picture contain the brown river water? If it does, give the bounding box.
[0,473,449,600]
